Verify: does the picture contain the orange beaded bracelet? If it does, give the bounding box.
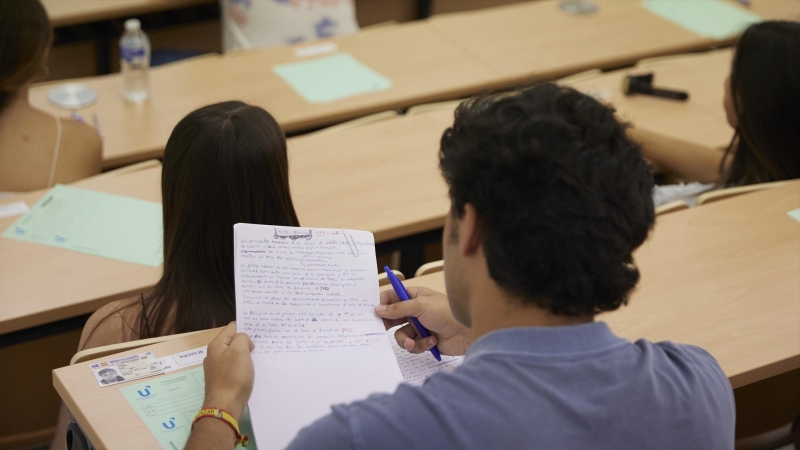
[192,408,249,447]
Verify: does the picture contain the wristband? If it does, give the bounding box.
[192,408,249,447]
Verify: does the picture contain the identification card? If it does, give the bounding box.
[90,351,165,387]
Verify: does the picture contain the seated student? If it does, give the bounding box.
[648,20,800,205]
[50,101,299,450]
[0,0,102,195]
[221,0,359,53]
[187,84,735,450]
[79,100,299,347]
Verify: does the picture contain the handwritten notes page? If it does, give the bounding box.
[234,224,404,450]
[387,327,463,386]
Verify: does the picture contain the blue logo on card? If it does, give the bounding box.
[137,386,151,397]
[13,227,24,235]
[54,234,65,243]
[162,417,176,429]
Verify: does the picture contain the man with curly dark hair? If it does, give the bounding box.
[188,84,735,450]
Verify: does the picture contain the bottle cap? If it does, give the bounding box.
[124,19,141,31]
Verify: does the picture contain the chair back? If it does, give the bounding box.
[697,181,791,206]
[378,270,405,287]
[414,260,444,278]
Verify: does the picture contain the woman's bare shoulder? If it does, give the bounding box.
[58,118,102,180]
[78,296,144,351]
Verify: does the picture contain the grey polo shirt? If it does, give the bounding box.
[286,322,735,449]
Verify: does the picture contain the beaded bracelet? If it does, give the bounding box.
[192,408,249,447]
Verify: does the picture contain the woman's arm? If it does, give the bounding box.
[629,127,728,183]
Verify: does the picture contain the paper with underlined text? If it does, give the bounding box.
[388,326,463,385]
[234,224,403,450]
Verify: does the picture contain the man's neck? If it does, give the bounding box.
[468,280,594,343]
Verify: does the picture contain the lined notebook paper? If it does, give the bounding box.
[387,326,463,386]
[234,224,404,449]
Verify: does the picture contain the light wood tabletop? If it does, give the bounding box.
[0,107,454,335]
[42,0,214,28]
[563,48,735,153]
[31,0,799,168]
[429,0,800,84]
[0,169,162,336]
[406,183,800,389]
[29,22,498,168]
[52,181,800,448]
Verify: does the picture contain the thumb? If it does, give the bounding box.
[375,299,424,320]
[230,332,255,354]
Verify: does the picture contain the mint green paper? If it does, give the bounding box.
[120,367,257,450]
[273,52,392,104]
[2,184,162,267]
[642,0,761,40]
[788,208,800,222]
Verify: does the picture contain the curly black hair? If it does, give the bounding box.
[439,83,655,316]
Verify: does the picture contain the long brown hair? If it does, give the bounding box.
[139,101,300,338]
[0,0,52,108]
[721,21,800,186]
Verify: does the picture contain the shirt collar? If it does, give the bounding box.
[465,321,627,362]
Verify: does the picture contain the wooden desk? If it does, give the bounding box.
[289,108,451,243]
[52,182,800,447]
[54,329,218,449]
[0,169,162,336]
[42,0,214,28]
[0,107,454,336]
[405,183,800,388]
[429,0,800,84]
[29,22,498,168]
[564,48,735,153]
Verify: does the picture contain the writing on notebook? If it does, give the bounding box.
[237,228,381,356]
[387,326,463,386]
[234,224,403,449]
[243,308,384,354]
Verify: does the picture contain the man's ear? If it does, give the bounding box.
[458,203,484,257]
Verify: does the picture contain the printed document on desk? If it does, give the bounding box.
[120,367,255,450]
[2,184,162,266]
[234,224,404,449]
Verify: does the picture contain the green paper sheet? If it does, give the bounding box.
[2,184,162,267]
[273,52,392,104]
[120,367,257,450]
[642,0,761,40]
[788,208,800,222]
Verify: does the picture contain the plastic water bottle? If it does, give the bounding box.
[120,19,151,102]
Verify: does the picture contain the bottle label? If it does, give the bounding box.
[121,47,146,63]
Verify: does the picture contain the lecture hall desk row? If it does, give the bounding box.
[0,44,762,340]
[0,107,454,337]
[52,181,800,449]
[29,0,800,168]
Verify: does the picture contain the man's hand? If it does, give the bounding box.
[376,287,472,356]
[202,322,255,422]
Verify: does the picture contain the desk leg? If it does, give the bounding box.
[66,412,95,450]
[418,0,433,19]
[95,36,112,75]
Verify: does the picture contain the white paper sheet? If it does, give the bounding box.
[387,327,463,386]
[234,224,404,450]
[0,201,29,219]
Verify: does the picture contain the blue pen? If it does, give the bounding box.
[383,266,442,361]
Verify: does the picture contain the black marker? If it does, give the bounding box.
[622,73,689,101]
